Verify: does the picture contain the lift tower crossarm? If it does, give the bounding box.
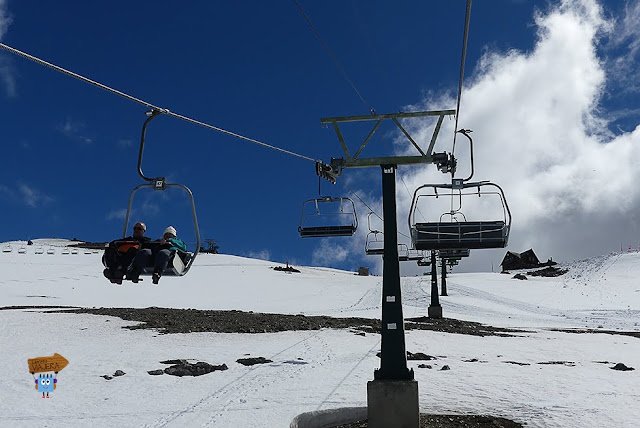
[321,110,455,170]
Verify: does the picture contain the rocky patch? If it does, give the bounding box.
[101,369,126,380]
[273,265,301,273]
[407,352,437,361]
[50,307,526,337]
[527,266,568,277]
[337,413,523,427]
[152,359,228,377]
[236,357,273,366]
[611,363,635,371]
[538,361,575,367]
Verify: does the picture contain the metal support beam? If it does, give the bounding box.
[427,113,446,155]
[321,110,455,123]
[332,122,352,160]
[375,165,413,381]
[331,155,437,170]
[441,258,448,296]
[392,118,425,156]
[322,110,455,170]
[353,119,383,160]
[428,250,443,318]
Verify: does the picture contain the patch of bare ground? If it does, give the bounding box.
[40,307,527,336]
[336,414,522,427]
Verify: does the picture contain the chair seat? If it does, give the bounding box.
[299,225,356,238]
[412,221,508,250]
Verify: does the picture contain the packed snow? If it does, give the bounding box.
[1,239,638,427]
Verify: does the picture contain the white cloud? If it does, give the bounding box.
[0,183,12,197]
[311,239,350,267]
[609,0,640,64]
[57,117,93,144]
[394,0,640,270]
[106,209,128,221]
[0,0,16,98]
[18,183,53,207]
[140,200,160,216]
[0,56,16,97]
[0,0,11,40]
[245,250,271,261]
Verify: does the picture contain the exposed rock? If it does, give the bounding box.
[440,365,450,371]
[417,364,432,369]
[101,375,113,380]
[160,359,188,365]
[407,352,437,361]
[512,273,527,280]
[236,357,273,366]
[527,266,568,277]
[113,370,126,377]
[273,265,300,273]
[147,370,164,376]
[163,361,228,377]
[537,361,575,367]
[611,363,635,371]
[503,361,530,366]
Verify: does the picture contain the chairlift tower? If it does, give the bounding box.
[319,109,455,428]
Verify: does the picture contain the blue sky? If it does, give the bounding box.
[2,0,640,273]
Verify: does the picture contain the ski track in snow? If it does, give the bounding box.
[145,331,326,427]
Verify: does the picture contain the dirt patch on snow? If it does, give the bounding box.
[336,413,522,427]
[41,307,527,337]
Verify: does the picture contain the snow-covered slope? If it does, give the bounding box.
[1,242,638,427]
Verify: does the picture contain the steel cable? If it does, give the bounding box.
[0,42,318,163]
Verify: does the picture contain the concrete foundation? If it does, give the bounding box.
[428,305,443,319]
[367,379,419,428]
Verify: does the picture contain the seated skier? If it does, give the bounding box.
[128,226,187,285]
[103,222,150,285]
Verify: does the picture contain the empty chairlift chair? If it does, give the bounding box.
[406,248,426,261]
[298,196,358,238]
[439,248,471,259]
[409,181,511,250]
[365,212,384,255]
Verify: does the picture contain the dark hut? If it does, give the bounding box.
[501,249,540,270]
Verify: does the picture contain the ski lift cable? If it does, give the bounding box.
[0,42,318,164]
[452,0,472,153]
[399,174,426,222]
[293,0,375,115]
[340,180,411,241]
